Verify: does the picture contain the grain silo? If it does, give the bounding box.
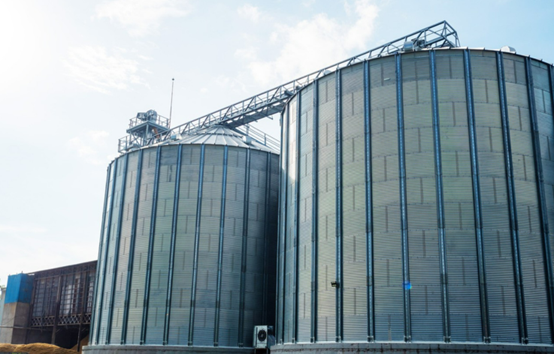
[85,125,279,353]
[273,47,554,353]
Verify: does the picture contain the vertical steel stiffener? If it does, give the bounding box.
[311,80,319,343]
[463,49,491,343]
[213,146,228,346]
[335,70,344,343]
[89,165,112,343]
[121,150,144,343]
[395,53,412,342]
[429,50,451,342]
[363,60,375,343]
[140,147,161,344]
[106,154,129,344]
[496,52,528,344]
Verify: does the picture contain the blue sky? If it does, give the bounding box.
[1,0,553,285]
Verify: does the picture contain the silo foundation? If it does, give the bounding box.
[83,345,254,353]
[271,342,554,353]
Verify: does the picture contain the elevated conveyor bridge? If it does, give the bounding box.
[118,21,459,153]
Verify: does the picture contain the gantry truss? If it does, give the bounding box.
[118,20,459,153]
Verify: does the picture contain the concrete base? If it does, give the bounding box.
[0,302,30,344]
[270,342,554,353]
[83,345,256,354]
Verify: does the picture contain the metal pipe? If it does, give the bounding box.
[496,51,528,344]
[163,144,183,345]
[363,60,375,342]
[188,145,206,345]
[141,147,162,344]
[463,49,490,343]
[526,57,554,343]
[121,149,144,343]
[430,50,451,342]
[396,53,412,342]
[106,153,130,344]
[213,146,228,346]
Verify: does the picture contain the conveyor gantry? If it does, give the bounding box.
[118,20,459,153]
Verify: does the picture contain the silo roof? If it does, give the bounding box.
[168,124,277,153]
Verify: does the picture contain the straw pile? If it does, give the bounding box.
[0,343,77,354]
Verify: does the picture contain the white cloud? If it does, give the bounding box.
[88,130,110,142]
[67,130,111,165]
[96,0,191,37]
[234,47,257,61]
[216,75,247,93]
[68,137,96,157]
[241,0,379,86]
[237,4,261,23]
[345,0,379,49]
[64,46,147,94]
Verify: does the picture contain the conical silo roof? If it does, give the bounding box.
[168,124,277,153]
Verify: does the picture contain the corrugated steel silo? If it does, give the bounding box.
[274,48,554,352]
[86,126,279,353]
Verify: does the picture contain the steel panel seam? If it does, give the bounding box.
[188,145,206,345]
[140,147,161,344]
[311,80,319,343]
[106,153,129,344]
[293,94,302,343]
[213,146,228,346]
[496,51,528,344]
[163,144,183,345]
[335,69,344,343]
[121,149,144,343]
[396,53,412,342]
[526,57,554,343]
[363,60,375,342]
[90,164,112,344]
[463,49,490,343]
[430,50,451,342]
[238,148,251,347]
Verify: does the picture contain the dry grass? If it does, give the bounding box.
[0,343,77,354]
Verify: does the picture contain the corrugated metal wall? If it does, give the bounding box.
[90,143,278,348]
[277,49,554,346]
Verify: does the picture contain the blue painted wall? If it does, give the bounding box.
[5,274,33,304]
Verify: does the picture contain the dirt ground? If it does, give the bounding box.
[0,343,78,354]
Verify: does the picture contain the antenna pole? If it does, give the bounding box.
[169,78,175,128]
